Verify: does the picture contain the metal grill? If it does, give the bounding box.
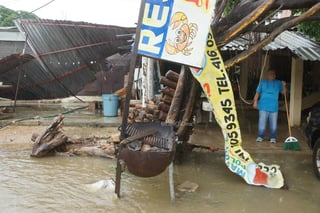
[119,122,176,177]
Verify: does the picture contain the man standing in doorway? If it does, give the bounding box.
[253,69,286,143]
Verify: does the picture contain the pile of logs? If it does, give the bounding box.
[127,70,180,123]
[158,70,179,121]
[127,100,160,123]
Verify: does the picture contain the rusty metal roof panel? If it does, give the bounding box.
[0,19,135,100]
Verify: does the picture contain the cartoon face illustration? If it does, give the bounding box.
[165,12,198,56]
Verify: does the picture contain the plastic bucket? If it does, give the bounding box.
[102,94,120,117]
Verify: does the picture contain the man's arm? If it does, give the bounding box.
[253,92,260,109]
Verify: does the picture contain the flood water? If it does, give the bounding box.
[0,140,319,213]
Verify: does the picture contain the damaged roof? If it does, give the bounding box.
[0,19,135,100]
[222,30,320,61]
[264,30,320,61]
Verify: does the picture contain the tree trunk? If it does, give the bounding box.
[31,115,115,158]
[224,2,320,68]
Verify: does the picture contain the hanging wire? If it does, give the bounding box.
[29,0,55,14]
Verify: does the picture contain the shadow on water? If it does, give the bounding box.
[0,142,319,213]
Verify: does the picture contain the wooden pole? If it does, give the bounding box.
[165,65,187,203]
[177,77,199,137]
[290,57,303,126]
[13,69,22,112]
[166,66,186,124]
[115,0,146,199]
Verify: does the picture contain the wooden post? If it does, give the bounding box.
[177,78,199,137]
[13,69,22,112]
[289,57,303,126]
[116,0,146,199]
[166,66,186,124]
[165,65,187,203]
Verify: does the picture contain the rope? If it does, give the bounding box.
[236,77,252,105]
[260,50,269,82]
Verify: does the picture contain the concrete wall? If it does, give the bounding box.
[0,41,29,59]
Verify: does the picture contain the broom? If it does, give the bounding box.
[282,92,301,151]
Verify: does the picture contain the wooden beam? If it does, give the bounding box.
[224,2,320,68]
[165,66,186,125]
[289,57,303,126]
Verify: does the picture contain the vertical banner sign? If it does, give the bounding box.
[138,0,216,68]
[190,30,285,189]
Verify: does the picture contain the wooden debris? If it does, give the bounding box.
[177,181,199,193]
[31,115,68,157]
[127,100,161,123]
[73,146,114,159]
[31,115,115,158]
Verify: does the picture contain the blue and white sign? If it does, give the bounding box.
[138,0,216,68]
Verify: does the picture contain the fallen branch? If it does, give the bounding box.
[30,114,115,158]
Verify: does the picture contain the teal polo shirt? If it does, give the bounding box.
[256,80,283,112]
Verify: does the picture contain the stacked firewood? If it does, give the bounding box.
[158,70,179,121]
[127,70,180,123]
[127,100,160,123]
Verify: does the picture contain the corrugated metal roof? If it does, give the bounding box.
[222,30,320,61]
[0,19,135,100]
[264,31,320,61]
[221,37,249,51]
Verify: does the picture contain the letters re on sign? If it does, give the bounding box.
[137,0,216,68]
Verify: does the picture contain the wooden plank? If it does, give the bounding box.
[290,57,303,126]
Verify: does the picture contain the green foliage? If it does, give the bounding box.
[292,8,320,41]
[0,5,38,27]
[297,21,320,41]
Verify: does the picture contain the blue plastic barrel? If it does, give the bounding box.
[102,94,120,117]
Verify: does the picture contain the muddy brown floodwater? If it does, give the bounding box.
[0,126,319,213]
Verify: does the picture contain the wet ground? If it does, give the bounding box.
[0,102,319,212]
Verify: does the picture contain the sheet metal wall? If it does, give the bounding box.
[0,19,135,100]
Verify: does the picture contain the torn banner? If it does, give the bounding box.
[190,30,285,188]
[138,0,216,68]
